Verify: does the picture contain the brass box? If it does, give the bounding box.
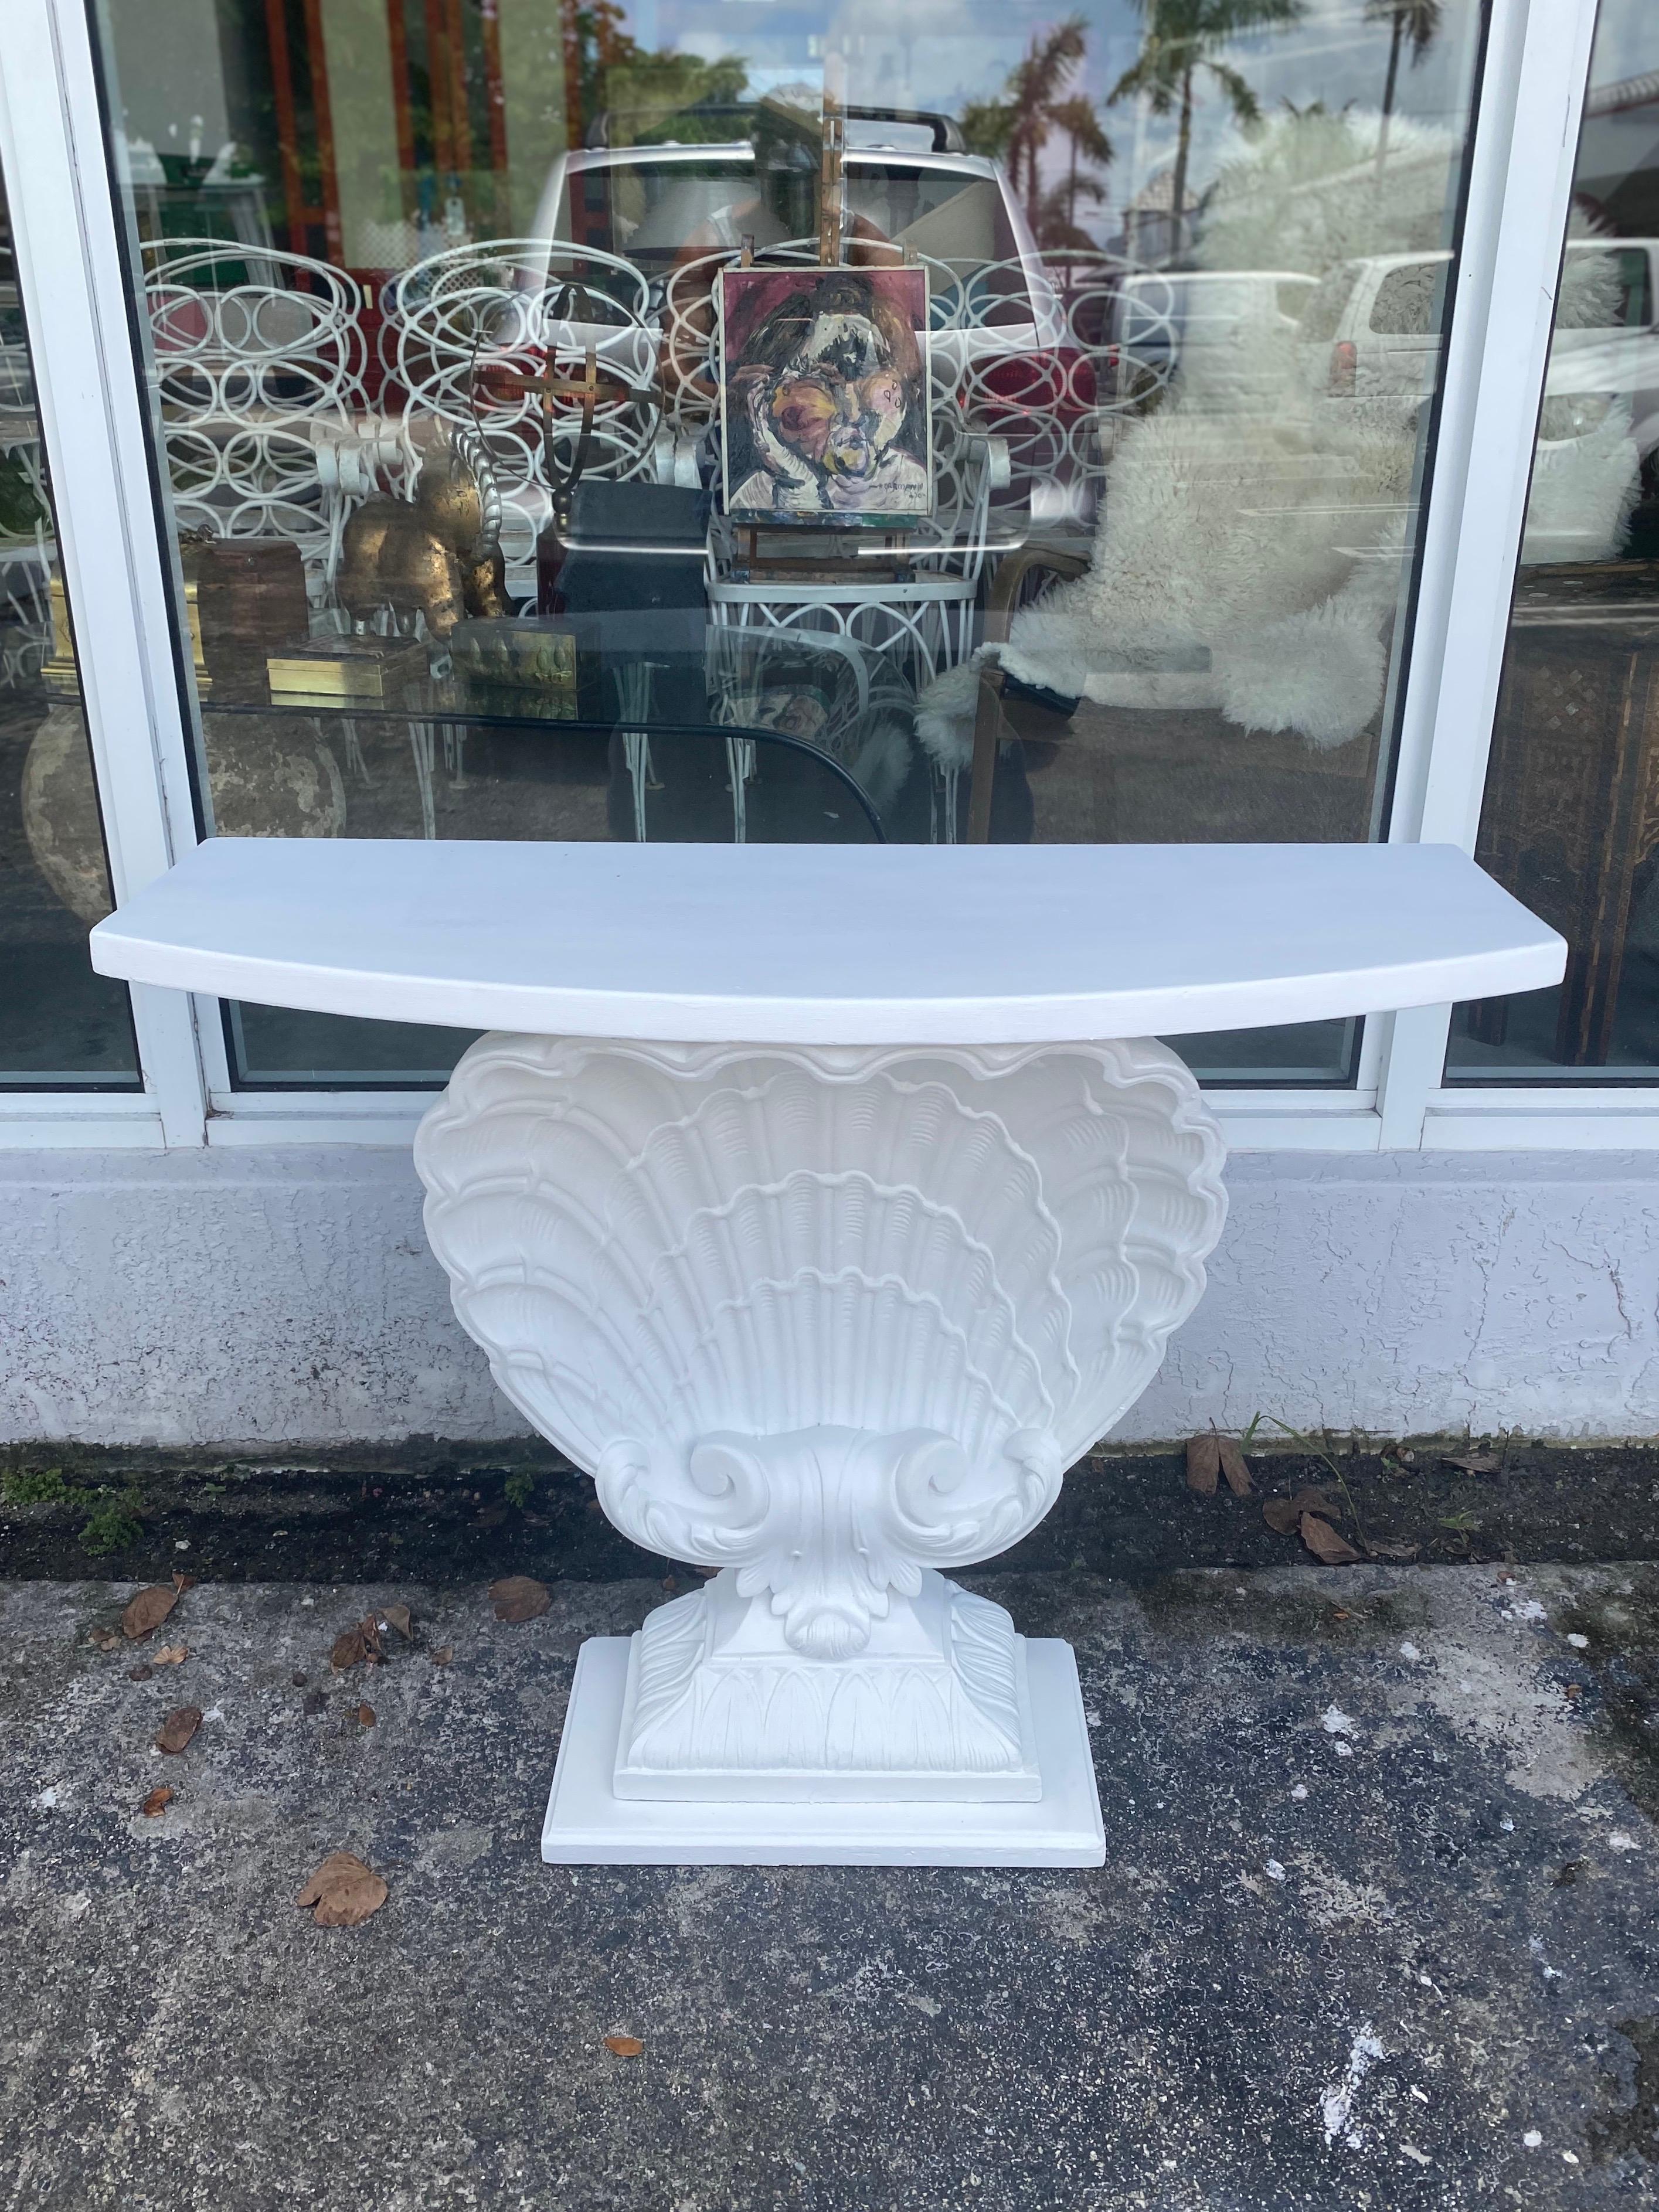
[266,635,427,702]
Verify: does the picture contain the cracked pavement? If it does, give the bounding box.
[1,1561,1655,2210]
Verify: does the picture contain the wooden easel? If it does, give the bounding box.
[818,56,845,271]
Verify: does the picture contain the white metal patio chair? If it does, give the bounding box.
[141,238,369,604]
[379,240,671,601]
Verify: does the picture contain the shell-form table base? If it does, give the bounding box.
[542,1635,1106,1867]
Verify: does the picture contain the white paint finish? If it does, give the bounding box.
[0,1115,166,1150]
[1376,1005,1453,1152]
[1148,1150,1659,1442]
[1425,1104,1659,1151]
[540,1635,1106,1866]
[2,1147,1655,1447]
[1372,0,1597,1145]
[89,839,1565,1047]
[414,1031,1226,1797]
[1385,0,1593,859]
[1,0,215,1141]
[199,1092,1395,1155]
[1,0,210,1141]
[0,1,188,904]
[614,1571,1042,1803]
[181,1093,1659,1154]
[1409,0,1600,857]
[0,1148,495,1446]
[416,1034,1225,1498]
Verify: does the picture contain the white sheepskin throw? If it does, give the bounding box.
[1211,579,1392,748]
[917,108,1641,764]
[988,106,1433,750]
[915,661,982,775]
[844,699,915,816]
[1521,403,1641,566]
[994,365,1417,749]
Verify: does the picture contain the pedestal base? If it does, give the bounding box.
[541,1636,1106,1867]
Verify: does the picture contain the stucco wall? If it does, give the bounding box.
[1,1147,1656,1448]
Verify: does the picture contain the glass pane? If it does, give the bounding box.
[1447,0,1659,1084]
[92,0,1484,1088]
[0,158,140,1085]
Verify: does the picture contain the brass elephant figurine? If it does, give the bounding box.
[338,424,508,639]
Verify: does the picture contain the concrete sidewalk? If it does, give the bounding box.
[1,1563,1654,2211]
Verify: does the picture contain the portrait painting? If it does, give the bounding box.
[718,265,933,526]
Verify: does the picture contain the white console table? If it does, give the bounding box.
[91,838,1563,1867]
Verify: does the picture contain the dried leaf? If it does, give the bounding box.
[171,1571,197,1593]
[1185,1433,1221,1496]
[154,1704,202,1755]
[1264,1486,1336,1533]
[127,1663,154,1683]
[356,1703,376,1727]
[141,1785,174,1818]
[1441,1451,1501,1475]
[489,1575,551,1624]
[430,1646,453,1667]
[1218,1438,1253,1498]
[1366,1538,1420,1561]
[1299,1515,1361,1566]
[380,1604,413,1641]
[331,1627,367,1671]
[1290,1486,1336,1516]
[154,1645,187,1666]
[122,1585,178,1642]
[89,1625,122,1652]
[296,1850,387,1928]
[603,2034,643,2058]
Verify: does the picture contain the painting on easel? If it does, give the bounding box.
[718,265,933,526]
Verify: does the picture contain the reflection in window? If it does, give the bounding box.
[95,0,1481,1086]
[1447,0,1659,1082]
[0,171,140,1085]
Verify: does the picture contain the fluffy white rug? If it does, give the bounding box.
[916,107,1640,773]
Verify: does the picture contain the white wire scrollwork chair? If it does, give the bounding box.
[379,240,678,600]
[141,238,370,603]
[926,248,1178,526]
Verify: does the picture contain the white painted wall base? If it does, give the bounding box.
[2,1145,1657,1447]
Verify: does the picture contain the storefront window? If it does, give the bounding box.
[91,0,1484,1087]
[1448,0,1659,1084]
[0,160,140,1087]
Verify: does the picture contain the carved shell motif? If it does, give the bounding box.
[416,1036,1227,1566]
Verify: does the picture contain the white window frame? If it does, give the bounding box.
[0,0,1624,1154]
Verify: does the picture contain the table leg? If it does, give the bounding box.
[415,1033,1228,1865]
[408,720,437,841]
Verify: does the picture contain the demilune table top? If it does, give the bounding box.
[88,837,1567,1046]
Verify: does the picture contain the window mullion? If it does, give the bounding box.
[1,0,207,1140]
[1395,0,1597,856]
[1374,0,1596,1148]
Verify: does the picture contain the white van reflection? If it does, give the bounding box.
[1288,242,1659,560]
[523,113,1067,387]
